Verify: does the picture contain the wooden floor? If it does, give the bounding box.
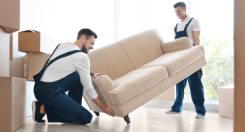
[15,105,233,132]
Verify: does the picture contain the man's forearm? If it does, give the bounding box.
[193,31,200,46]
[92,97,106,111]
[194,38,200,45]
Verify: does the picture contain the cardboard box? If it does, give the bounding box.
[219,84,234,119]
[9,57,24,78]
[9,59,37,117]
[0,0,20,33]
[18,30,58,54]
[23,52,50,81]
[0,27,10,77]
[10,34,13,60]
[0,77,26,132]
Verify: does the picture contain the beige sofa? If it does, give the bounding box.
[83,29,206,124]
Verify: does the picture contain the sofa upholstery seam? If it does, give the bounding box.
[110,69,168,105]
[96,76,114,107]
[140,46,203,74]
[167,46,203,75]
[167,46,203,67]
[109,68,167,95]
[117,42,136,69]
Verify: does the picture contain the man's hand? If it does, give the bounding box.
[102,107,115,117]
[92,97,115,117]
[90,71,106,78]
[94,73,105,78]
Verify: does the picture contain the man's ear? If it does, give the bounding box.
[80,35,86,43]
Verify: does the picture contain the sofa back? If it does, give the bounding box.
[88,29,164,80]
[88,43,135,80]
[118,29,164,69]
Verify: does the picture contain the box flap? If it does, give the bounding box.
[0,0,20,34]
[20,29,40,33]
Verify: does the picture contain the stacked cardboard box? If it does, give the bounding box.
[16,29,58,81]
[18,30,58,54]
[0,0,27,132]
[0,27,10,77]
[9,30,58,123]
[0,77,26,132]
[23,52,51,81]
[0,0,20,33]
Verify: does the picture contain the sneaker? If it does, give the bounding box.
[32,100,46,124]
[196,113,205,119]
[166,110,181,114]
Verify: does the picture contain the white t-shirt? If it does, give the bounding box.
[175,16,201,44]
[40,42,98,99]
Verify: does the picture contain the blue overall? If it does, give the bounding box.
[172,18,206,114]
[33,44,93,124]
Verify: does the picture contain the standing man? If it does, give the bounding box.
[32,28,115,125]
[166,2,206,118]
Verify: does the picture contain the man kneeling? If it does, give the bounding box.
[32,28,115,125]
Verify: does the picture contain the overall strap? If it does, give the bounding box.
[43,44,61,68]
[174,23,179,32]
[33,49,82,82]
[184,18,194,29]
[44,50,82,69]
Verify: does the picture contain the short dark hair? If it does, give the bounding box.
[173,2,186,8]
[77,28,97,40]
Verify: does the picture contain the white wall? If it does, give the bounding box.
[13,0,116,59]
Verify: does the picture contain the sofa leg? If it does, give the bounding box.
[93,111,100,117]
[124,114,131,124]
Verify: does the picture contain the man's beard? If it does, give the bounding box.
[81,42,88,54]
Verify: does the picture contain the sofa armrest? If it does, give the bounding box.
[91,75,115,109]
[160,37,193,54]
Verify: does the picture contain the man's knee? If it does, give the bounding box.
[86,112,93,123]
[78,112,93,124]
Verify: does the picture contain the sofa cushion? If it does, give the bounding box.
[139,45,205,76]
[118,29,164,69]
[108,66,168,105]
[88,43,135,80]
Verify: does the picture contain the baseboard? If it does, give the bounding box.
[144,100,219,113]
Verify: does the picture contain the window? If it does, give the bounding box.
[147,0,234,103]
[189,0,234,103]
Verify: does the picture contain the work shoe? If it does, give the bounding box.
[196,113,205,119]
[32,100,46,124]
[166,110,181,114]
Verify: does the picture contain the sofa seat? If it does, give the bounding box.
[109,66,168,106]
[139,45,205,76]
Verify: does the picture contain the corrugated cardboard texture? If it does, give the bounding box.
[0,77,26,132]
[0,0,20,33]
[0,27,10,77]
[0,77,12,132]
[18,31,41,52]
[154,86,175,101]
[12,77,26,131]
[10,34,13,60]
[18,30,58,54]
[26,52,50,81]
[9,57,24,78]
